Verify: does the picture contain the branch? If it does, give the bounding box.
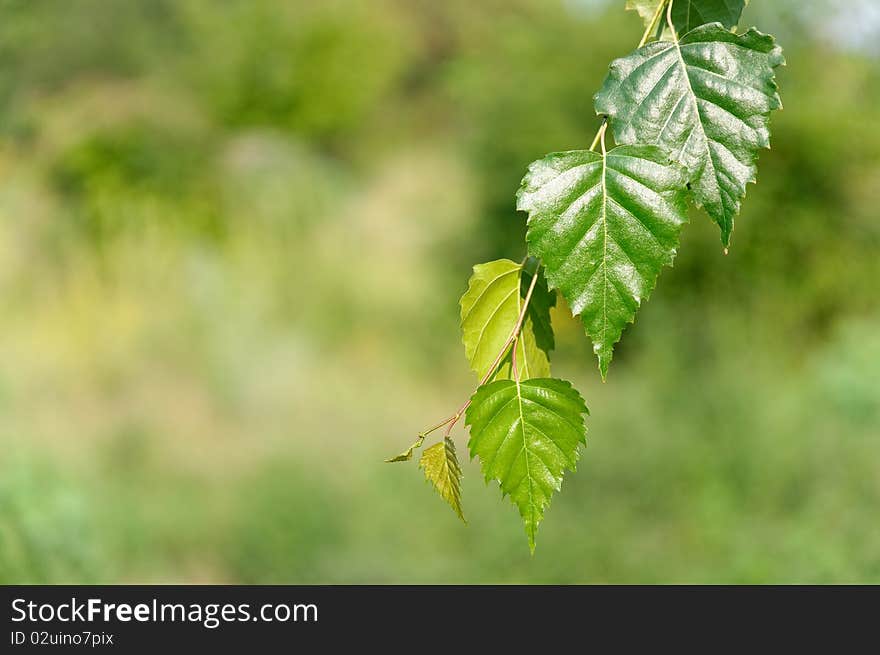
[396,1,675,458]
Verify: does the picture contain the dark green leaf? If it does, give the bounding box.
[521,256,557,355]
[625,1,748,36]
[595,24,784,246]
[672,0,748,34]
[517,145,689,378]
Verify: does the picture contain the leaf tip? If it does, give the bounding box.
[419,438,466,522]
[720,226,734,250]
[598,355,610,381]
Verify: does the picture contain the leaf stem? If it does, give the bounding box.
[419,416,456,438]
[665,0,678,41]
[641,0,670,48]
[589,118,607,152]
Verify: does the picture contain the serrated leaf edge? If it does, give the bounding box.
[419,438,466,523]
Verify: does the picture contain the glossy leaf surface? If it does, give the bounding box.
[595,24,784,245]
[517,145,688,377]
[466,378,588,552]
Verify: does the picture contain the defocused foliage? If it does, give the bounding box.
[0,0,878,583]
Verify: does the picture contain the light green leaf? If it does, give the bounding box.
[625,0,665,27]
[460,259,555,382]
[517,145,689,378]
[595,24,784,246]
[466,377,588,553]
[385,435,425,463]
[419,438,466,522]
[625,1,748,35]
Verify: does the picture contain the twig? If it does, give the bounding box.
[404,2,674,453]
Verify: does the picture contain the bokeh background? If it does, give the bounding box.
[1,0,878,584]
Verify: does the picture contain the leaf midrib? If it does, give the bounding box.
[513,375,536,543]
[671,36,724,214]
[600,146,609,357]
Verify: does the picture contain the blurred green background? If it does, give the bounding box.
[1,0,878,584]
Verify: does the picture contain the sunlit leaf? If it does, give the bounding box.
[466,377,588,552]
[460,259,555,381]
[625,0,665,27]
[595,24,784,245]
[518,146,688,377]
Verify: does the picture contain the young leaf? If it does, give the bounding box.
[385,435,425,463]
[465,377,588,553]
[460,259,555,382]
[419,438,466,523]
[625,1,748,35]
[595,24,784,246]
[517,145,689,378]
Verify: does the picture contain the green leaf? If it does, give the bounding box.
[595,24,784,246]
[419,438,466,523]
[671,0,748,34]
[460,259,555,382]
[625,1,748,35]
[521,256,556,355]
[385,435,425,463]
[517,145,689,378]
[466,377,588,553]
